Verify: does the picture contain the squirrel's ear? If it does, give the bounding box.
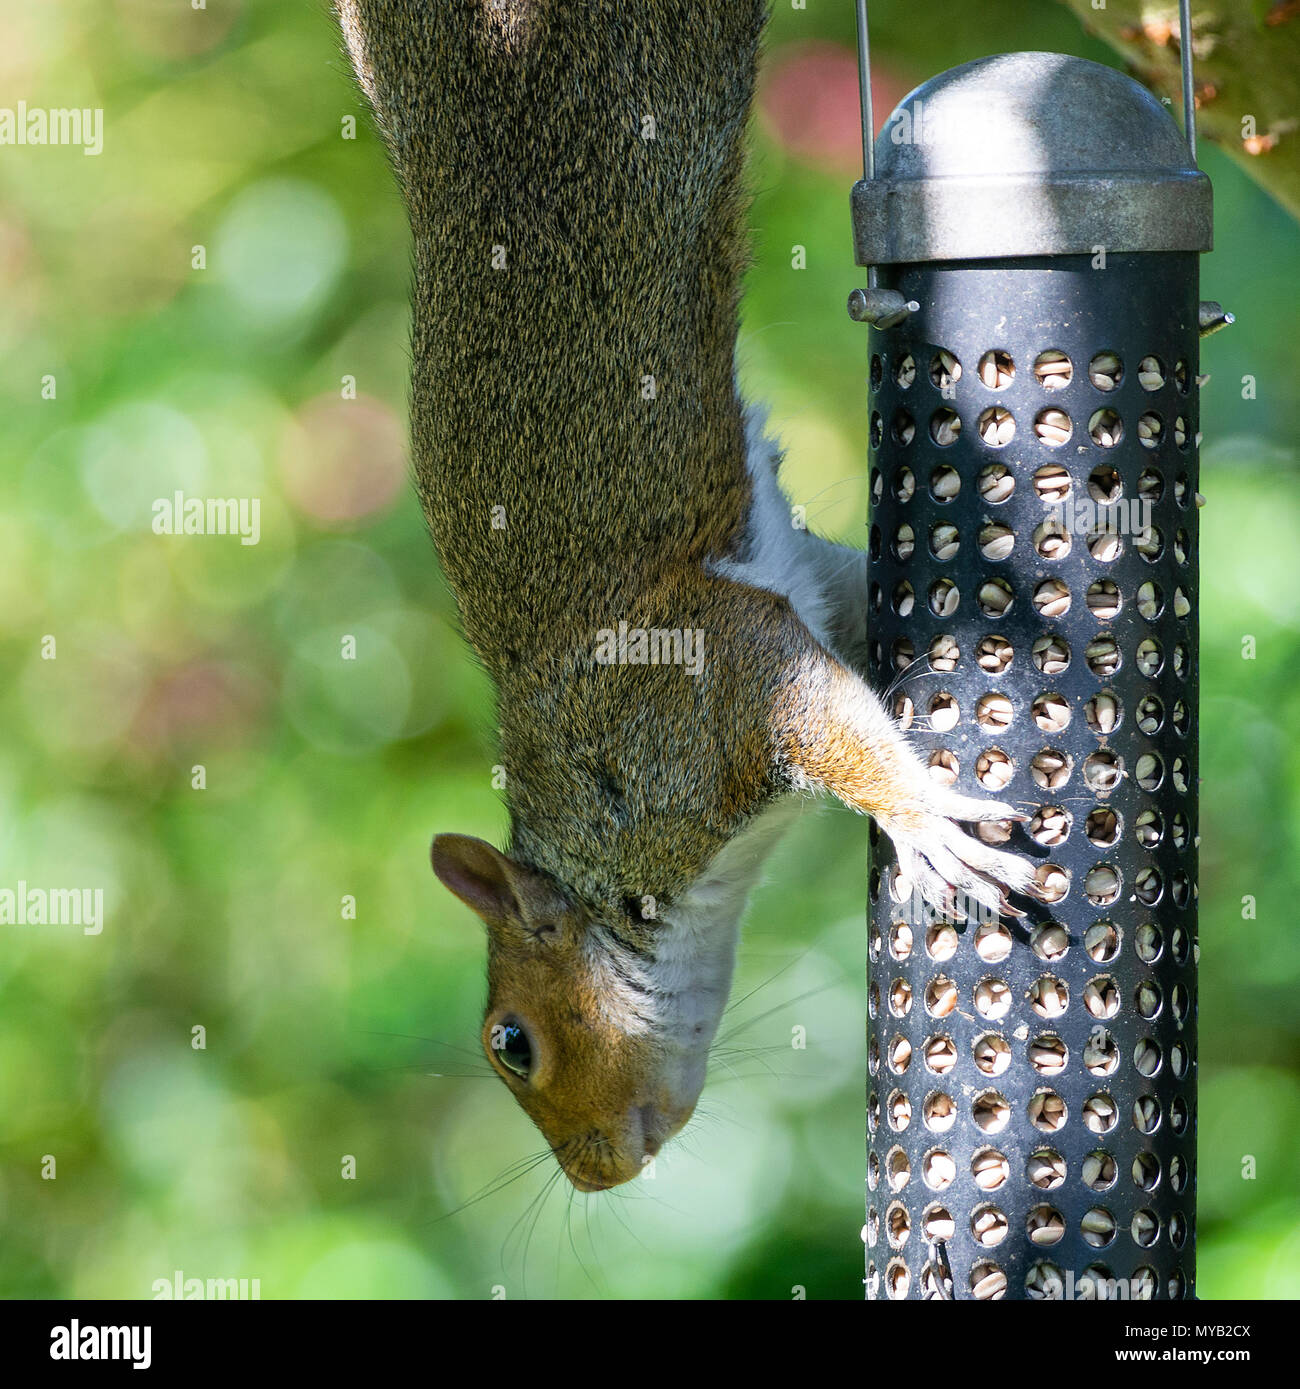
[430,834,566,930]
[431,834,517,926]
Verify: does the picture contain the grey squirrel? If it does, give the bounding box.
[337,0,1035,1192]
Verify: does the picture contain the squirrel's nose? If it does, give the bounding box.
[635,1104,664,1158]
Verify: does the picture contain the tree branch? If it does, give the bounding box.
[1061,0,1300,219]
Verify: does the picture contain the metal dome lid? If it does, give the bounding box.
[851,52,1213,264]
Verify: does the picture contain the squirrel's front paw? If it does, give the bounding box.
[882,785,1037,919]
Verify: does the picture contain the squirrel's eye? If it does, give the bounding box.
[492,1021,532,1080]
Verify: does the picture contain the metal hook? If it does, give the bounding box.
[855,0,874,182]
[1179,0,1198,162]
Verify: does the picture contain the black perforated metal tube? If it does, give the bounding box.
[863,253,1200,1300]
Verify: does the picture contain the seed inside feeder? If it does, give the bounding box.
[971,1264,1008,1301]
[887,1148,911,1191]
[928,748,959,786]
[892,523,915,562]
[888,1037,912,1073]
[1081,1207,1117,1248]
[972,466,1014,510]
[975,818,1014,846]
[890,921,914,958]
[925,976,959,1018]
[892,692,914,730]
[1027,1149,1067,1190]
[1028,1206,1066,1247]
[977,634,1013,674]
[1136,981,1162,1020]
[929,633,960,672]
[1035,864,1070,903]
[1033,520,1071,561]
[1030,807,1070,846]
[1083,749,1124,794]
[979,522,1014,560]
[1082,1150,1117,1189]
[932,410,961,447]
[1032,923,1070,962]
[1089,409,1123,447]
[896,353,916,388]
[972,1205,1009,1246]
[977,579,1013,616]
[1084,1030,1119,1076]
[887,1204,911,1248]
[1083,974,1120,1018]
[1135,752,1163,791]
[926,922,959,961]
[1034,349,1072,390]
[973,1091,1010,1134]
[1086,807,1120,847]
[978,405,1016,446]
[1135,808,1163,848]
[1136,637,1163,677]
[1137,581,1163,619]
[1033,578,1071,618]
[1174,415,1187,447]
[1035,408,1072,447]
[1088,527,1122,561]
[1136,694,1164,734]
[1137,467,1163,502]
[1031,971,1069,1016]
[1138,355,1165,391]
[1028,1088,1067,1130]
[925,1035,957,1074]
[1033,634,1070,675]
[894,467,916,502]
[928,693,960,733]
[923,1149,956,1189]
[1135,865,1163,905]
[978,350,1015,389]
[922,1206,955,1243]
[930,465,961,501]
[1138,412,1162,448]
[929,578,959,617]
[1089,351,1123,391]
[1087,579,1121,618]
[894,580,915,617]
[1084,923,1120,967]
[930,348,961,390]
[1032,692,1070,733]
[975,748,1014,791]
[975,693,1013,731]
[889,1091,912,1130]
[1029,1035,1068,1074]
[923,1092,956,1132]
[1033,462,1071,502]
[1030,749,1072,790]
[1132,1210,1159,1247]
[929,522,960,561]
[889,978,912,1015]
[973,1033,1012,1076]
[974,919,1013,962]
[975,977,1012,1019]
[1087,463,1122,504]
[972,1150,1010,1193]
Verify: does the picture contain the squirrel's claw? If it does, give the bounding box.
[886,787,1038,920]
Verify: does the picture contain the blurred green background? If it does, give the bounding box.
[1,0,1297,1299]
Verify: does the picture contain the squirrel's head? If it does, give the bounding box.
[431,833,729,1191]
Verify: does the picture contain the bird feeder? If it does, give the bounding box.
[853,1,1221,1300]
